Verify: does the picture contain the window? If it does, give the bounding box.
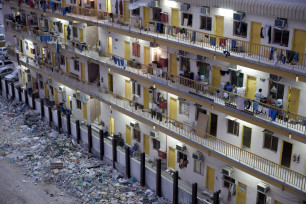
[177,151,188,168]
[132,8,140,16]
[227,119,239,136]
[179,100,189,116]
[231,71,244,87]
[263,133,278,152]
[70,0,76,3]
[49,86,54,96]
[60,55,65,65]
[152,138,160,150]
[181,13,192,27]
[233,21,248,38]
[39,81,43,89]
[200,16,212,30]
[268,81,284,101]
[273,28,289,47]
[72,27,78,38]
[132,81,135,94]
[193,160,204,175]
[74,60,80,71]
[25,41,29,50]
[137,84,141,96]
[133,128,141,142]
[152,8,162,21]
[180,57,190,72]
[76,100,82,109]
[223,175,235,188]
[58,22,63,33]
[27,74,31,82]
[195,106,207,121]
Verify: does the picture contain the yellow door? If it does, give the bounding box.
[67,95,71,109]
[170,97,177,120]
[52,52,55,67]
[49,20,53,32]
[64,25,68,41]
[206,166,215,192]
[124,1,129,22]
[292,29,306,64]
[143,46,150,65]
[108,74,113,92]
[125,80,131,100]
[143,7,150,28]
[109,116,115,134]
[214,16,224,37]
[54,88,58,103]
[168,147,175,170]
[212,66,221,87]
[274,200,283,204]
[236,182,247,204]
[44,83,48,97]
[79,28,83,43]
[39,18,42,31]
[82,102,87,121]
[143,87,149,109]
[143,134,150,155]
[286,87,300,114]
[126,125,132,145]
[22,71,26,86]
[62,0,66,7]
[19,40,23,54]
[170,54,177,76]
[106,0,111,13]
[66,57,70,74]
[171,8,179,27]
[81,62,85,81]
[245,76,257,100]
[107,36,112,54]
[124,41,131,59]
[250,22,262,55]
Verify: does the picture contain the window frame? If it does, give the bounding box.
[193,159,204,175]
[199,16,212,31]
[60,55,65,65]
[227,119,239,136]
[223,175,235,188]
[263,133,278,152]
[74,60,80,71]
[181,13,193,27]
[72,26,78,38]
[273,28,289,47]
[233,21,248,38]
[152,138,160,150]
[133,128,141,142]
[76,99,82,109]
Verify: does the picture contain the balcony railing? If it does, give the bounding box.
[4,0,306,73]
[7,47,306,193]
[5,19,306,136]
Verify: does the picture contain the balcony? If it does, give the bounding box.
[7,47,306,195]
[5,20,306,143]
[4,0,306,78]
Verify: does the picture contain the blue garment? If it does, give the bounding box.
[269,109,278,121]
[47,36,51,42]
[121,59,124,67]
[62,8,66,16]
[43,2,46,12]
[156,23,161,32]
[56,40,60,54]
[269,47,276,60]
[253,102,259,111]
[49,1,53,7]
[40,35,43,42]
[232,40,236,47]
[293,52,299,64]
[210,37,216,46]
[78,44,82,52]
[224,84,232,92]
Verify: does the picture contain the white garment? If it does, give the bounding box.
[254,92,263,101]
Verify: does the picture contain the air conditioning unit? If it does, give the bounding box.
[233,12,245,22]
[270,74,282,82]
[257,182,269,194]
[176,142,186,151]
[130,121,139,128]
[222,166,234,177]
[150,42,158,47]
[150,0,160,7]
[180,3,190,12]
[59,86,66,92]
[200,7,210,15]
[178,50,188,56]
[275,18,287,29]
[150,129,159,138]
[192,151,203,161]
[196,55,205,61]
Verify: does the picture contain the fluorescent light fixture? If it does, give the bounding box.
[219,8,234,17]
[225,115,237,121]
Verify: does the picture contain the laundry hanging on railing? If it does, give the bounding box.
[112,56,127,69]
[62,7,71,16]
[40,35,51,43]
[56,40,60,54]
[156,23,164,33]
[67,25,71,40]
[269,109,278,121]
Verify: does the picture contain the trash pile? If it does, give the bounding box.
[0,97,170,204]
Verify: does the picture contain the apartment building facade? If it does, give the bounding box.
[2,0,306,203]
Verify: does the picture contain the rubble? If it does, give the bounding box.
[0,97,171,203]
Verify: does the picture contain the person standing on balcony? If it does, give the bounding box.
[254,88,263,102]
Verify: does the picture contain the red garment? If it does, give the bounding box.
[219,38,227,47]
[196,61,200,67]
[119,0,123,15]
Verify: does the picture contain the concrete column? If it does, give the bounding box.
[173,171,178,204]
[40,98,44,118]
[66,114,71,137]
[57,109,61,133]
[25,90,28,105]
[87,125,92,153]
[11,83,15,99]
[125,146,130,178]
[140,152,145,187]
[48,106,52,127]
[156,158,161,197]
[99,130,104,160]
[18,87,22,102]
[192,183,198,204]
[76,120,80,144]
[112,138,117,169]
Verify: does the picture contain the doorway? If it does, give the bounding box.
[242,126,252,151]
[170,97,177,120]
[143,87,149,109]
[107,36,112,54]
[209,113,218,137]
[171,8,179,27]
[236,182,247,204]
[125,80,131,100]
[143,7,150,28]
[106,0,111,13]
[126,125,131,145]
[124,1,129,22]
[245,76,257,100]
[109,116,115,135]
[124,41,130,59]
[143,46,150,65]
[250,22,262,55]
[82,102,87,121]
[168,147,175,170]
[206,166,215,192]
[292,29,306,64]
[81,62,85,81]
[170,54,177,76]
[286,86,300,115]
[212,66,221,87]
[280,141,293,168]
[143,134,150,155]
[108,73,113,92]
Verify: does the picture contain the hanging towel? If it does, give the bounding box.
[119,0,123,15]
[253,102,259,111]
[40,35,43,42]
[237,97,245,110]
[269,109,278,121]
[191,31,196,43]
[263,107,269,115]
[210,37,216,46]
[121,59,124,67]
[62,8,66,16]
[269,47,276,60]
[115,0,118,14]
[78,44,82,52]
[232,40,236,47]
[219,38,226,47]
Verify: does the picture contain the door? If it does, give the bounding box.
[242,126,252,151]
[39,18,42,31]
[126,125,132,145]
[82,102,87,121]
[81,62,85,81]
[143,46,150,65]
[286,87,300,115]
[206,166,215,192]
[54,88,58,103]
[79,28,83,43]
[170,97,177,120]
[44,83,48,97]
[19,40,23,53]
[209,113,218,137]
[49,20,53,32]
[250,22,262,55]
[168,147,175,170]
[107,36,112,54]
[108,74,113,92]
[124,1,129,22]
[143,7,150,28]
[124,41,130,59]
[171,8,179,27]
[125,80,131,100]
[212,66,221,88]
[64,25,68,41]
[170,54,177,76]
[214,16,224,37]
[109,116,115,134]
[106,0,111,13]
[245,76,257,100]
[143,87,149,109]
[52,52,55,67]
[292,29,306,64]
[236,182,247,204]
[143,134,150,155]
[22,71,26,86]
[66,57,70,74]
[274,200,283,204]
[280,141,293,168]
[67,95,71,109]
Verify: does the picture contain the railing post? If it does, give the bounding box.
[125,146,130,178]
[87,124,92,153]
[48,106,52,127]
[173,171,178,204]
[141,152,145,187]
[5,80,8,99]
[156,158,161,197]
[25,90,28,105]
[57,109,61,133]
[192,182,198,204]
[11,82,15,99]
[40,98,44,118]
[112,137,117,169]
[76,120,81,144]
